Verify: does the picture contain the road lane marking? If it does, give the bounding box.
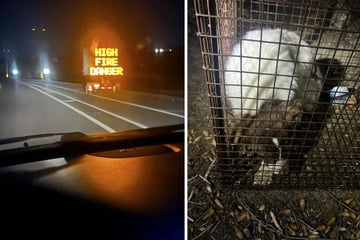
[90,94,184,119]
[29,80,184,118]
[26,83,148,129]
[63,99,76,103]
[24,83,116,133]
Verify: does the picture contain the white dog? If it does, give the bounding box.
[224,28,322,185]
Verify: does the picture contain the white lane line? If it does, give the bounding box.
[92,94,184,119]
[27,83,148,129]
[24,83,116,133]
[63,99,76,103]
[29,81,184,118]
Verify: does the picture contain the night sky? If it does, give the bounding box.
[0,0,184,58]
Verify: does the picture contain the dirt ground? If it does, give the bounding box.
[187,5,360,240]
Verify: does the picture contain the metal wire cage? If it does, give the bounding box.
[193,0,360,188]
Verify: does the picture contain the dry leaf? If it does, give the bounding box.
[341,211,350,217]
[201,151,209,157]
[315,224,327,232]
[288,226,297,236]
[327,216,336,225]
[202,208,215,220]
[234,226,244,239]
[237,211,249,222]
[308,233,320,239]
[194,135,202,143]
[325,225,331,234]
[205,184,212,193]
[344,197,354,205]
[299,198,305,211]
[288,222,298,231]
[230,209,240,219]
[211,138,216,147]
[349,211,357,219]
[258,204,265,212]
[280,208,291,215]
[203,130,209,137]
[214,198,224,209]
[347,94,357,107]
[349,199,357,208]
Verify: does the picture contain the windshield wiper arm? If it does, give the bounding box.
[0,132,85,145]
[0,124,184,167]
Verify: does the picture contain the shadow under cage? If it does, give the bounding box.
[194,0,360,188]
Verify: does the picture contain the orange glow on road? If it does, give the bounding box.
[72,149,183,213]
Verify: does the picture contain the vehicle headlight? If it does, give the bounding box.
[43,68,50,75]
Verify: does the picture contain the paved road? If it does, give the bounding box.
[0,79,184,139]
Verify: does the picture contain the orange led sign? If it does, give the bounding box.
[94,48,118,57]
[90,48,123,76]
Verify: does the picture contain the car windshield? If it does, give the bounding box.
[0,1,184,238]
[0,0,184,141]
